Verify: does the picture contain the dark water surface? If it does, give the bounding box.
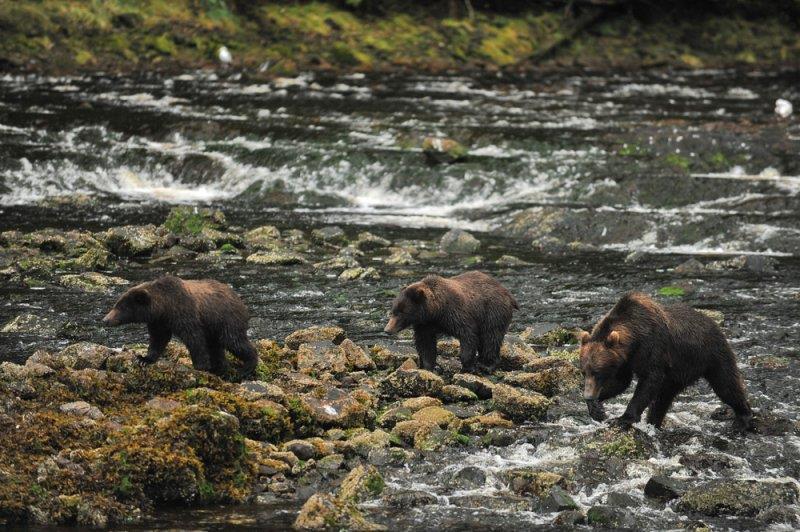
[1,69,799,529]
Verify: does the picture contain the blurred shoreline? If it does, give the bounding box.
[1,1,798,76]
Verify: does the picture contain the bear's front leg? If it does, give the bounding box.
[138,323,172,365]
[611,372,662,428]
[413,325,438,371]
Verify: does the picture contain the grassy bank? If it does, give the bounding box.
[0,1,798,75]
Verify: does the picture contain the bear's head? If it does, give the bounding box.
[384,283,433,334]
[102,285,153,327]
[578,329,629,405]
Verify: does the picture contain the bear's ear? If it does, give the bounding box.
[607,330,620,345]
[129,289,151,306]
[577,330,591,344]
[405,285,427,303]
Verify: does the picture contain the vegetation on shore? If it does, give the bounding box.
[0,0,798,74]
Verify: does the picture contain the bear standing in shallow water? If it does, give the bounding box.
[102,275,258,378]
[579,292,753,430]
[384,271,518,374]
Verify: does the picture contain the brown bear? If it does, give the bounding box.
[384,271,518,374]
[102,275,258,378]
[578,292,753,430]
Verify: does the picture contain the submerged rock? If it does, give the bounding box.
[677,479,799,516]
[422,136,468,164]
[294,465,384,530]
[644,475,687,501]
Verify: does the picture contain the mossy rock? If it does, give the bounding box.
[678,479,799,517]
[163,206,226,236]
[182,387,292,443]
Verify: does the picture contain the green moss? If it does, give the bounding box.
[163,206,225,236]
[658,285,685,297]
[664,153,691,172]
[547,348,580,362]
[364,471,385,497]
[453,432,471,446]
[219,243,237,254]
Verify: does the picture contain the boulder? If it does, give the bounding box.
[491,383,550,422]
[644,475,686,501]
[244,226,281,250]
[60,400,104,420]
[101,225,161,257]
[452,373,495,399]
[297,341,348,375]
[339,339,376,372]
[311,226,347,245]
[381,366,444,398]
[439,229,480,254]
[285,326,346,350]
[677,479,799,516]
[439,384,478,403]
[299,387,372,429]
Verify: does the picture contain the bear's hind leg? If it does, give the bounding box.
[478,328,504,374]
[458,332,479,374]
[207,339,229,376]
[705,366,753,430]
[226,332,258,378]
[183,335,213,372]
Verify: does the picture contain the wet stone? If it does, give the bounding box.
[586,505,635,528]
[644,475,687,501]
[311,226,347,245]
[541,486,579,512]
[439,229,480,254]
[451,373,495,399]
[385,490,438,509]
[677,479,799,516]
[246,250,306,265]
[60,400,104,420]
[448,466,486,490]
[285,326,346,350]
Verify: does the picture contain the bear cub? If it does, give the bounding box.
[102,275,258,378]
[579,292,753,430]
[384,271,518,374]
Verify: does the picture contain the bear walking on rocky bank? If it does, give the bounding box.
[102,275,258,378]
[384,271,518,374]
[579,292,753,430]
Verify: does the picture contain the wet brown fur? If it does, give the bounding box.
[385,271,518,374]
[580,292,753,430]
[102,275,258,378]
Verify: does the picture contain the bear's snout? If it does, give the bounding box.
[102,309,120,327]
[384,316,401,335]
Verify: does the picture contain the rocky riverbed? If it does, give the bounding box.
[0,207,798,529]
[1,67,799,529]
